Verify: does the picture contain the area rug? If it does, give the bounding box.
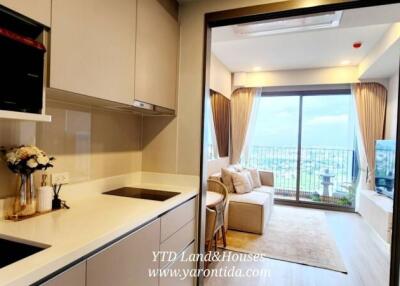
[221,206,347,273]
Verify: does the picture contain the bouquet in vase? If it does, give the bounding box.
[1,145,55,218]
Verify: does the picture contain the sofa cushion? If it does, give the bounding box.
[221,167,237,193]
[246,168,262,188]
[228,191,271,234]
[231,171,252,194]
[254,186,275,196]
[228,191,269,205]
[259,170,274,187]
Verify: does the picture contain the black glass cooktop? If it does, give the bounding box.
[103,187,180,201]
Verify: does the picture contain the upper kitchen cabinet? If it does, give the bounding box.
[0,0,51,27]
[50,0,136,105]
[135,0,179,111]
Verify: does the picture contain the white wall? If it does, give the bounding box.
[207,157,230,176]
[359,23,400,79]
[210,53,232,98]
[209,53,232,172]
[385,72,399,139]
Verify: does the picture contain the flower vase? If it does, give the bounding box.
[13,174,36,218]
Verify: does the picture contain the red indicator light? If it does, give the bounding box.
[353,42,362,49]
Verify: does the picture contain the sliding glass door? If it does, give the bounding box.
[300,94,357,208]
[242,90,358,210]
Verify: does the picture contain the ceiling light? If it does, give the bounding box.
[233,11,343,37]
[341,60,351,65]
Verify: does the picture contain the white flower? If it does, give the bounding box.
[16,148,30,160]
[16,146,41,159]
[2,145,54,174]
[37,155,49,165]
[6,152,17,164]
[27,158,38,168]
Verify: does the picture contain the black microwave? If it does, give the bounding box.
[0,27,45,114]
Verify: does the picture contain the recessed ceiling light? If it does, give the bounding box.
[234,11,343,37]
[253,66,262,72]
[341,60,351,65]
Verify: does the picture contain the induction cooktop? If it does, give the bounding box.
[103,187,180,201]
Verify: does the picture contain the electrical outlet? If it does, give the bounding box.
[51,172,70,185]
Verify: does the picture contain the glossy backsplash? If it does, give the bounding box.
[0,100,142,199]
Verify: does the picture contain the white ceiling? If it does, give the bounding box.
[361,39,400,79]
[212,4,400,73]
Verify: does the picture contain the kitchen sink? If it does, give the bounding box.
[103,187,180,201]
[0,237,48,268]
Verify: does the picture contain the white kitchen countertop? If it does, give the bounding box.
[0,172,199,286]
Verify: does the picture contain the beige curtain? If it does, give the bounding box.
[230,88,257,164]
[353,83,387,188]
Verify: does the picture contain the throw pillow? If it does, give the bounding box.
[241,169,254,188]
[231,171,252,194]
[221,168,235,193]
[247,168,262,188]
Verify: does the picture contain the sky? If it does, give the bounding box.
[251,94,356,149]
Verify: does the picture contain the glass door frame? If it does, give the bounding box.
[263,88,356,212]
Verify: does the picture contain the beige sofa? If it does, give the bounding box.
[210,170,274,234]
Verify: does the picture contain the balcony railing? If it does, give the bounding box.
[241,146,358,208]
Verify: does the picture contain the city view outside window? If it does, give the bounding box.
[242,92,358,208]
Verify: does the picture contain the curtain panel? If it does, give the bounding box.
[230,88,259,164]
[210,90,231,157]
[353,82,387,188]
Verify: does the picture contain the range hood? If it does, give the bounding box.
[46,88,175,116]
[114,100,175,116]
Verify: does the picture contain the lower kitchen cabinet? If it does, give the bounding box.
[159,242,196,286]
[42,261,86,286]
[39,197,197,286]
[86,218,161,286]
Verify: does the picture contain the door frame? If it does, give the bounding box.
[199,1,400,286]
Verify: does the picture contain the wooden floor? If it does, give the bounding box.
[205,207,390,286]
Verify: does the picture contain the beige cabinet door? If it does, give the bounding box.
[50,0,136,105]
[42,261,86,286]
[159,242,196,286]
[161,198,196,242]
[135,0,179,110]
[86,219,160,286]
[0,0,51,26]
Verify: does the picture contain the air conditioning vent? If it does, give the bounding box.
[233,11,343,37]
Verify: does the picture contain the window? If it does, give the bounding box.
[241,89,358,208]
